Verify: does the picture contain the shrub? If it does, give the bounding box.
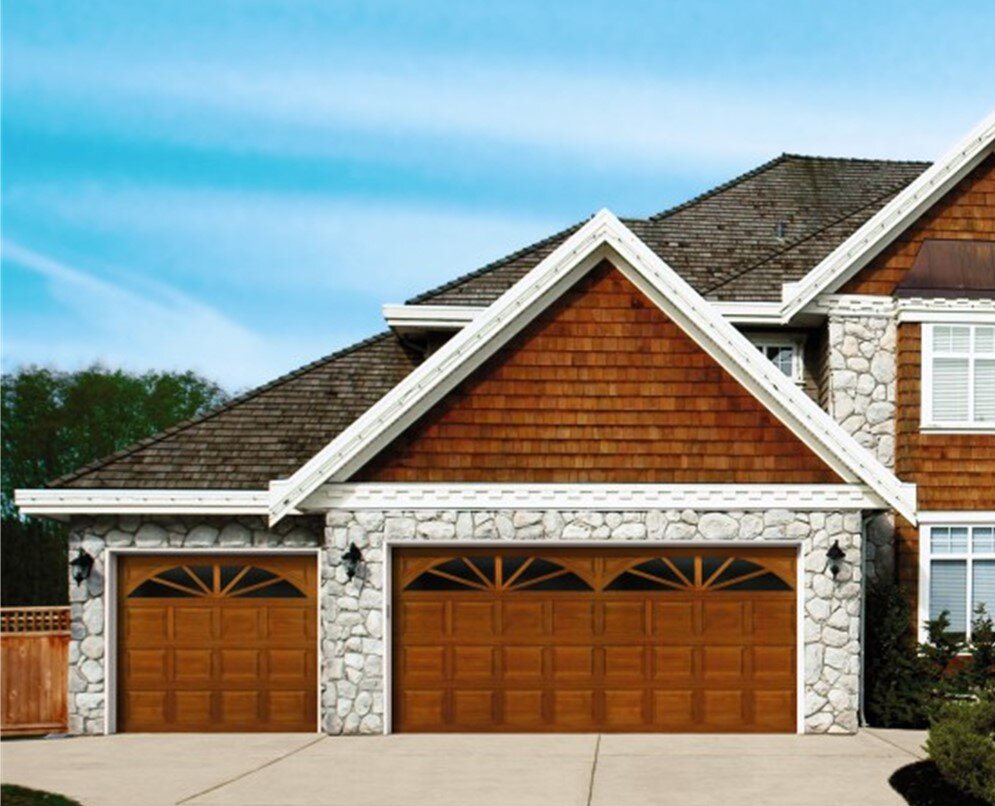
[865,581,929,727]
[968,604,995,690]
[926,695,995,805]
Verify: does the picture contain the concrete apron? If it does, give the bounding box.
[1,730,926,806]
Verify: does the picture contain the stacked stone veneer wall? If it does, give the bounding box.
[325,508,863,735]
[66,515,322,735]
[827,313,897,468]
[67,509,864,736]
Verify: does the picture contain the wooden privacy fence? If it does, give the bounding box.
[1,606,70,736]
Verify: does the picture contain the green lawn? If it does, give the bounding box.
[0,784,82,806]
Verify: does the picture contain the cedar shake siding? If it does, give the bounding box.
[896,323,995,511]
[841,154,995,295]
[357,262,842,484]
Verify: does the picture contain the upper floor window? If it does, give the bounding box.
[922,324,995,430]
[748,335,804,383]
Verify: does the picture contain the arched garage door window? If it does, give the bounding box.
[128,562,306,598]
[607,556,793,592]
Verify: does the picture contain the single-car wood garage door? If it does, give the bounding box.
[117,554,317,732]
[392,547,797,733]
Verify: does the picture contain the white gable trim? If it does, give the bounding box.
[300,482,888,512]
[14,488,277,519]
[269,210,916,524]
[780,111,995,319]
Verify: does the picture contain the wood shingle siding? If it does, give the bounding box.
[895,322,995,511]
[358,263,841,484]
[841,154,995,295]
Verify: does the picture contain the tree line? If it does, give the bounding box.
[2,366,228,605]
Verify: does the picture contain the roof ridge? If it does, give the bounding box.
[647,153,790,221]
[48,331,398,489]
[405,218,588,304]
[779,152,931,165]
[649,154,931,222]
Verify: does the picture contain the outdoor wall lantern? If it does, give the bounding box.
[826,540,846,579]
[342,543,363,581]
[70,548,95,585]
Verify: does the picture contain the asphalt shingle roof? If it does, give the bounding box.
[51,334,420,489]
[410,155,928,304]
[52,154,928,490]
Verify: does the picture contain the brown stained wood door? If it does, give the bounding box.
[392,547,797,733]
[117,554,317,732]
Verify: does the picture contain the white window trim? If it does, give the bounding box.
[745,333,806,384]
[918,520,995,644]
[920,323,995,432]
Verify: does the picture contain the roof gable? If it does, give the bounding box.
[359,262,842,484]
[841,153,995,296]
[781,111,995,316]
[270,211,916,523]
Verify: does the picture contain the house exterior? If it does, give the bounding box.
[16,112,995,737]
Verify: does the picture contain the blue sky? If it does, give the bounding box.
[3,1,993,389]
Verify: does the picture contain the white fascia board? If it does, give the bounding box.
[710,301,784,324]
[803,294,897,318]
[300,483,888,512]
[386,301,788,329]
[269,209,917,525]
[14,488,277,518]
[382,304,481,331]
[780,111,995,320]
[896,297,995,324]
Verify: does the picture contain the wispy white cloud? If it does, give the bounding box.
[1,240,322,388]
[7,43,983,167]
[4,183,561,298]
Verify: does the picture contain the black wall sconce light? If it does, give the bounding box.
[70,548,95,585]
[342,543,363,581]
[826,540,846,579]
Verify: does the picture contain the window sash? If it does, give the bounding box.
[749,338,802,382]
[925,324,995,427]
[927,524,995,641]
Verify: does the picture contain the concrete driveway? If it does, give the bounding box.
[2,729,926,806]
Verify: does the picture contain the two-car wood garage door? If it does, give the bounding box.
[393,547,797,733]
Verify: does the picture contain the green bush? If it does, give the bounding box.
[865,581,929,727]
[968,604,995,690]
[926,695,995,805]
[864,582,995,728]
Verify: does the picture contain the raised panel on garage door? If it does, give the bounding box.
[392,547,796,733]
[117,554,317,732]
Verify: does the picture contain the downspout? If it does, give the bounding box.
[858,511,871,727]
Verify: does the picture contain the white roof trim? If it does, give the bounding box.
[270,209,916,524]
[301,482,888,512]
[382,304,480,332]
[780,110,995,319]
[384,301,789,329]
[14,488,278,519]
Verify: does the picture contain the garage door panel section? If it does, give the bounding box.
[118,554,316,732]
[393,547,796,733]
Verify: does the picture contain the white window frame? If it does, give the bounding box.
[921,322,995,432]
[918,519,995,643]
[747,333,805,384]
